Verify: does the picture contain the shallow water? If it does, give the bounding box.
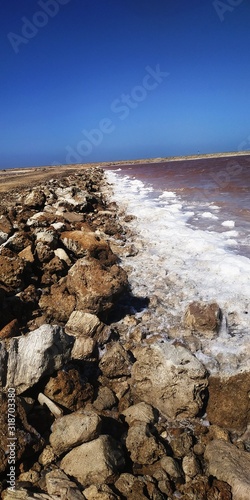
[104,156,250,375]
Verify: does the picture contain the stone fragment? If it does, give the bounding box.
[184,301,222,336]
[93,386,117,411]
[0,318,19,340]
[99,342,131,378]
[131,343,208,419]
[1,324,73,393]
[60,435,125,487]
[0,248,28,293]
[65,311,102,337]
[44,369,94,411]
[24,189,46,208]
[205,439,250,500]
[0,214,13,238]
[122,402,156,426]
[38,445,56,466]
[126,422,165,465]
[67,258,128,316]
[160,456,183,480]
[39,280,75,323]
[50,409,101,455]
[46,469,84,499]
[83,484,119,500]
[60,229,109,258]
[19,244,34,263]
[71,337,96,359]
[182,453,201,480]
[54,247,71,265]
[207,371,250,432]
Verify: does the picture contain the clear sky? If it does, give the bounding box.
[1,0,250,168]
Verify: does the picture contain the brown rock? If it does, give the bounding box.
[61,229,109,258]
[0,248,28,293]
[0,319,19,340]
[126,421,165,465]
[67,258,128,316]
[207,371,250,432]
[184,301,222,336]
[99,342,132,378]
[18,244,34,263]
[39,279,75,322]
[44,369,94,411]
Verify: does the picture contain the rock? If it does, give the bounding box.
[60,229,109,258]
[207,371,250,432]
[122,402,156,426]
[38,446,56,466]
[0,214,13,238]
[65,311,102,337]
[126,421,165,465]
[5,231,32,253]
[169,431,193,459]
[1,324,73,393]
[24,189,46,209]
[44,369,94,411]
[2,489,53,499]
[19,245,34,263]
[0,319,19,340]
[131,343,208,419]
[54,247,71,265]
[160,456,183,480]
[99,342,132,378]
[93,387,117,411]
[83,484,119,500]
[205,439,250,500]
[60,435,125,487]
[182,453,201,480]
[0,249,28,293]
[39,280,76,323]
[35,242,54,263]
[45,469,84,499]
[67,258,128,316]
[184,301,222,336]
[71,336,96,359]
[50,409,101,455]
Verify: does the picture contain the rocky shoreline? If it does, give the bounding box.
[0,167,249,499]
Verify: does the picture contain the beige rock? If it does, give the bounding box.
[160,456,183,480]
[38,445,56,466]
[205,439,250,500]
[54,247,71,265]
[99,342,131,378]
[60,229,109,258]
[71,336,96,359]
[83,484,119,500]
[182,453,201,480]
[122,402,156,426]
[24,189,45,208]
[60,435,125,487]
[50,409,101,455]
[131,342,208,419]
[126,421,165,465]
[207,371,250,432]
[184,301,222,336]
[93,386,117,411]
[65,311,102,337]
[45,468,84,499]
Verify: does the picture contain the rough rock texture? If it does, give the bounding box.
[205,439,250,500]
[131,342,208,419]
[0,324,73,393]
[207,371,250,432]
[67,257,128,316]
[126,421,165,465]
[184,301,222,336]
[50,409,101,455]
[60,435,125,487]
[0,249,29,293]
[99,342,132,378]
[44,368,94,411]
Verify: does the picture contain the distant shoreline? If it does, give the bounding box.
[1,150,250,174]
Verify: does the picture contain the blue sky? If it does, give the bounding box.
[0,0,250,168]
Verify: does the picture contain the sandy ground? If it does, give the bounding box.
[1,151,249,194]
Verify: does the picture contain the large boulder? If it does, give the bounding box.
[131,342,208,419]
[0,324,74,394]
[205,439,250,500]
[206,371,250,432]
[67,258,128,316]
[60,435,125,487]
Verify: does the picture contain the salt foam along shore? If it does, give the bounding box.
[105,169,250,375]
